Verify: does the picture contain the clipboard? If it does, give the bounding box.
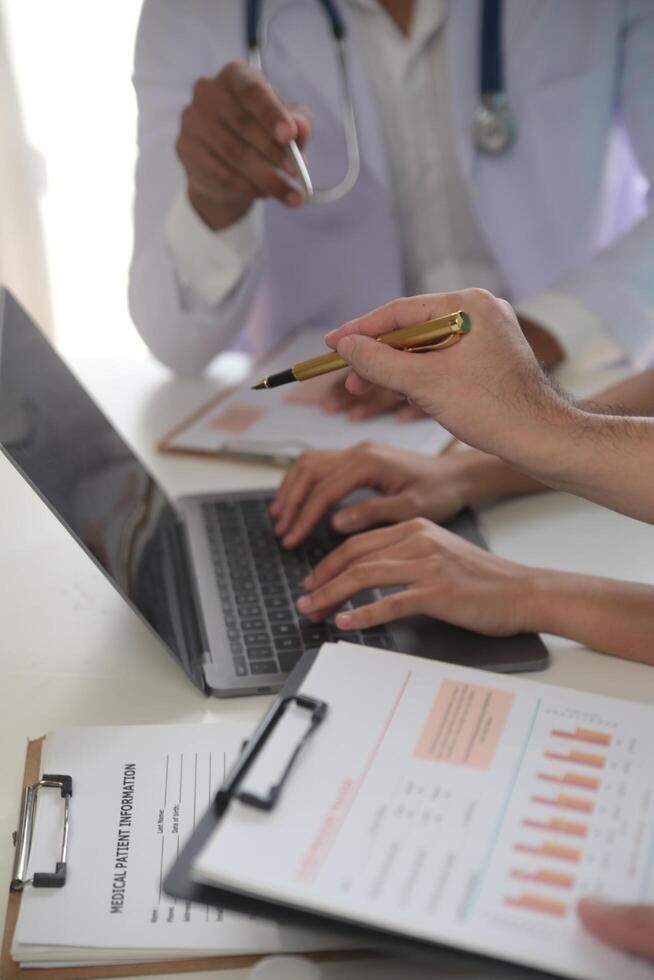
[1,718,363,980]
[157,327,319,467]
[165,651,557,980]
[156,328,455,466]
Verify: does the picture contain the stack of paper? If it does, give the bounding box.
[161,330,453,462]
[10,720,353,968]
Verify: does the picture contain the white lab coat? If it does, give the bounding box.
[129,0,654,376]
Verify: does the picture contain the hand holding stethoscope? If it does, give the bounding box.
[176,0,515,228]
[175,57,314,233]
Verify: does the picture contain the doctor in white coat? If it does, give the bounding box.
[129,0,654,394]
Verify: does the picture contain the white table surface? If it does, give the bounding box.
[1,353,653,980]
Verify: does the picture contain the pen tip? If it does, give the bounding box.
[251,381,266,390]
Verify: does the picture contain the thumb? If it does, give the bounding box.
[333,493,415,533]
[337,335,418,398]
[578,898,654,959]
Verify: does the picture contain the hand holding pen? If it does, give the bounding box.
[252,311,471,389]
[324,288,563,470]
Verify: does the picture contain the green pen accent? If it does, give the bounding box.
[460,312,471,334]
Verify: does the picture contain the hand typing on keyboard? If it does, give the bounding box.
[296,518,535,637]
[204,496,394,681]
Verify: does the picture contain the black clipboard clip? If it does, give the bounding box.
[233,694,327,813]
[11,774,73,892]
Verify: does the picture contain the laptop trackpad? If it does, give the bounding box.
[389,615,549,673]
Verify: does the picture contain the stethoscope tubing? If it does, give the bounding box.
[244,0,513,206]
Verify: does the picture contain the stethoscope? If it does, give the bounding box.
[246,0,360,203]
[246,0,515,203]
[473,0,516,154]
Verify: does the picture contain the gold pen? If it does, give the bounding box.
[252,311,471,389]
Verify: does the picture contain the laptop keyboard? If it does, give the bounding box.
[202,497,396,680]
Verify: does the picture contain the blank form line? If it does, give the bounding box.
[158,836,165,905]
[179,753,184,802]
[163,754,169,808]
[207,752,212,922]
[193,753,198,830]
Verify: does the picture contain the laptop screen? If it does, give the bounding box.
[0,289,201,685]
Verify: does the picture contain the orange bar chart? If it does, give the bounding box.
[515,841,581,863]
[531,793,594,814]
[523,817,588,837]
[538,771,600,791]
[551,727,611,747]
[511,868,575,890]
[504,892,567,917]
[545,750,606,769]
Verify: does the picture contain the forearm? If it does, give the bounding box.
[455,449,547,506]
[525,570,654,666]
[498,402,654,524]
[443,381,654,515]
[582,369,654,416]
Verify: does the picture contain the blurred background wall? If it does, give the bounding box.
[1,1,143,357]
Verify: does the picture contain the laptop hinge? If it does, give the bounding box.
[162,517,210,695]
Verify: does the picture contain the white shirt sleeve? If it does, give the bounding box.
[516,291,627,372]
[165,190,263,306]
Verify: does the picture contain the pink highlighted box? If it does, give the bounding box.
[414,680,514,769]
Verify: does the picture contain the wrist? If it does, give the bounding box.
[452,451,501,507]
[500,396,583,484]
[187,186,252,231]
[451,450,540,508]
[521,566,594,637]
[520,567,564,635]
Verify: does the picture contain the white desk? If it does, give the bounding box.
[1,355,654,980]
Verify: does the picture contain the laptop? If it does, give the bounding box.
[0,289,548,696]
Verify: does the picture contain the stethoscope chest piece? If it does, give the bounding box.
[475,0,516,154]
[474,92,515,154]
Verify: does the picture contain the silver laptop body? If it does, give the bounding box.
[0,288,548,698]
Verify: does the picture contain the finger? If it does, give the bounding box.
[218,63,298,145]
[192,113,304,204]
[270,464,299,517]
[321,380,358,413]
[272,453,326,531]
[578,899,654,958]
[305,523,412,589]
[347,389,403,421]
[337,335,423,400]
[396,402,427,421]
[335,587,433,631]
[344,372,374,397]
[335,533,432,568]
[324,293,467,348]
[287,104,313,149]
[332,492,417,534]
[271,466,305,521]
[178,134,259,201]
[281,461,382,549]
[297,559,413,618]
[208,85,294,172]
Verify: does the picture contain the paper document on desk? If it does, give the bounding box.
[192,642,654,980]
[11,721,353,967]
[161,330,453,462]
